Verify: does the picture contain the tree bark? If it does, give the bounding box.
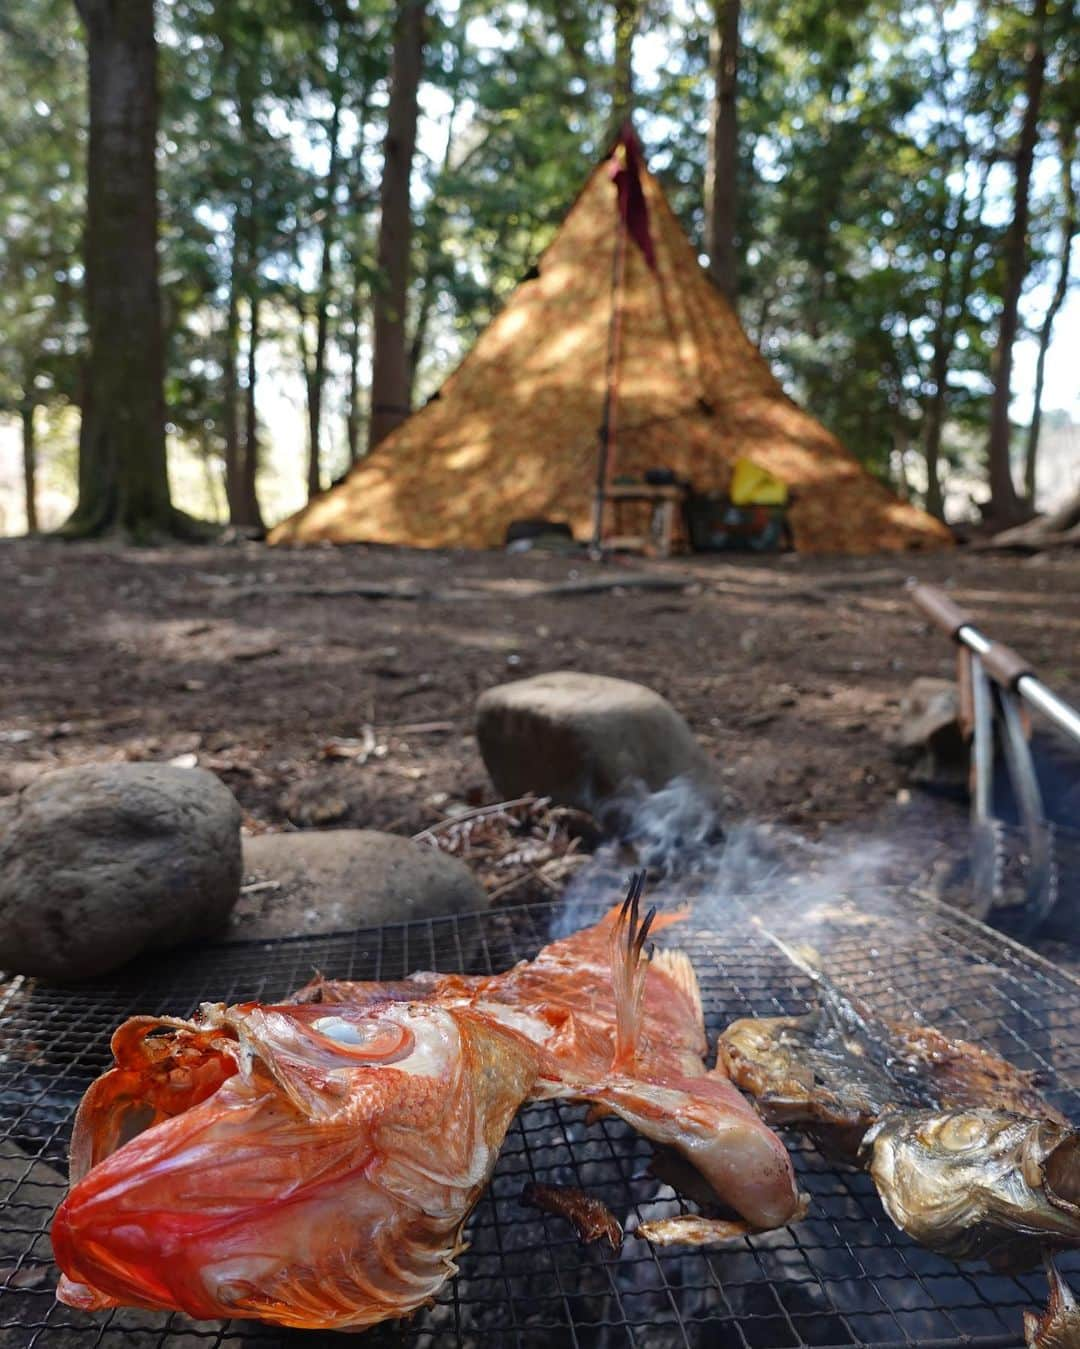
[222,229,242,522]
[231,85,263,531]
[1024,123,1076,504]
[986,0,1048,526]
[705,0,739,300]
[344,244,365,465]
[307,87,343,499]
[66,0,175,540]
[368,0,426,451]
[241,291,263,531]
[612,1,639,130]
[22,403,37,534]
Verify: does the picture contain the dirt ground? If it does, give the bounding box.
[2,537,1078,910]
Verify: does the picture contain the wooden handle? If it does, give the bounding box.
[981,641,1032,689]
[911,583,1032,688]
[909,583,972,638]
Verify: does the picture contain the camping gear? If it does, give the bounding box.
[594,481,688,556]
[729,457,789,507]
[270,129,950,555]
[685,493,789,552]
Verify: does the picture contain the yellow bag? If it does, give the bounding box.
[729,458,788,507]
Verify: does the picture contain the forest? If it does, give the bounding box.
[0,0,1077,540]
[5,5,1080,1342]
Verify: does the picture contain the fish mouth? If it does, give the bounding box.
[1044,1133,1080,1214]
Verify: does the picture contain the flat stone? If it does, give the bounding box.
[0,764,242,981]
[896,677,961,749]
[895,676,968,786]
[229,829,486,940]
[476,671,718,813]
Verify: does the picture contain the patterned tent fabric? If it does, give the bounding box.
[270,152,951,555]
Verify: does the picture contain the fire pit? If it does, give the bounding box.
[2,891,1078,1347]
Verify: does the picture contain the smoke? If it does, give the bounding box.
[551,776,901,939]
[594,776,723,875]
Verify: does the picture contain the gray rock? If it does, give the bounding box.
[895,676,968,785]
[230,829,486,940]
[0,764,242,980]
[476,671,718,812]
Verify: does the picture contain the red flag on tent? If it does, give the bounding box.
[608,123,656,271]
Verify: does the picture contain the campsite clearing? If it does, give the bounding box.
[3,540,1076,889]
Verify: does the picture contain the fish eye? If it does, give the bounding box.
[919,1114,988,1152]
[311,1016,372,1046]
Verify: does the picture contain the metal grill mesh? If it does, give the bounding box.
[2,891,1079,1348]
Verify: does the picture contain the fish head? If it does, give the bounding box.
[865,1109,1080,1269]
[53,999,536,1328]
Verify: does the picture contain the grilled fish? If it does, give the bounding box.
[54,883,801,1329]
[54,999,541,1328]
[305,882,801,1231]
[865,1109,1080,1270]
[718,937,1063,1161]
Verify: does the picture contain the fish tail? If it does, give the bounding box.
[610,872,656,1073]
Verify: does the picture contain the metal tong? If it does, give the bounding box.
[910,583,1080,931]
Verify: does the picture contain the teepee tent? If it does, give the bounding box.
[270,130,949,555]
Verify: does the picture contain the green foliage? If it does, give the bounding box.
[0,0,84,419]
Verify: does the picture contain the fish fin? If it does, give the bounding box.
[610,872,656,1073]
[286,971,329,1004]
[598,897,687,936]
[652,948,704,1033]
[1046,1252,1079,1310]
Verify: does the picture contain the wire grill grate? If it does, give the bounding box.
[2,891,1078,1348]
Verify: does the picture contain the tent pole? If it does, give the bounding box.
[592,213,629,554]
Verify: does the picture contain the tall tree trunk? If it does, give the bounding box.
[240,292,262,531]
[342,80,374,467]
[307,88,344,499]
[231,87,263,531]
[1024,123,1076,505]
[407,282,436,407]
[612,1,639,129]
[345,257,364,464]
[986,0,1048,525]
[705,0,739,300]
[368,0,426,452]
[66,0,175,540]
[921,387,947,520]
[222,229,242,522]
[22,403,37,534]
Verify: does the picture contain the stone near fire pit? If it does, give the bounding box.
[229,829,486,940]
[895,676,968,786]
[0,764,243,981]
[476,671,719,812]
